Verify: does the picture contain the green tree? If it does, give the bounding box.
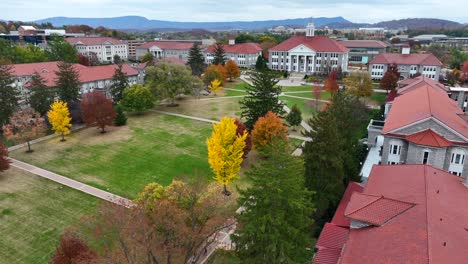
[28,73,55,115]
[113,104,127,126]
[450,48,468,70]
[11,44,48,63]
[187,43,205,76]
[255,55,268,72]
[140,52,154,63]
[240,71,285,130]
[232,142,314,263]
[286,104,302,131]
[113,54,122,64]
[0,64,19,126]
[120,84,154,113]
[110,65,128,102]
[55,61,81,104]
[303,110,345,230]
[46,36,78,63]
[146,61,202,106]
[212,43,226,66]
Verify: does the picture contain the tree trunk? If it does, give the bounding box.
[223,184,231,196]
[101,126,106,133]
[26,141,33,153]
[60,133,66,142]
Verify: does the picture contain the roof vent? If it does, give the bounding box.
[443,242,447,247]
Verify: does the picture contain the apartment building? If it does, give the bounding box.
[125,39,146,60]
[339,40,388,65]
[66,37,128,63]
[135,41,194,62]
[204,40,262,68]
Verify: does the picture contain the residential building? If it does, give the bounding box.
[315,164,468,264]
[9,61,139,100]
[268,23,349,74]
[204,40,262,68]
[433,37,468,51]
[135,41,194,62]
[125,39,146,61]
[369,47,442,80]
[339,40,388,65]
[66,37,129,63]
[367,81,468,178]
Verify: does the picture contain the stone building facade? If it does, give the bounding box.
[135,41,194,62]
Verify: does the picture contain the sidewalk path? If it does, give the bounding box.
[10,159,134,208]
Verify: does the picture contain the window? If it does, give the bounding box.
[390,145,401,155]
[422,151,429,164]
[451,153,465,165]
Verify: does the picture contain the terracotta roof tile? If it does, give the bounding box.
[340,40,389,49]
[205,42,262,54]
[316,223,349,250]
[136,41,194,50]
[405,129,453,147]
[312,248,342,264]
[331,182,365,227]
[370,53,442,66]
[66,37,125,46]
[269,36,349,53]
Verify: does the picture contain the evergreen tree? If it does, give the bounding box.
[55,61,81,104]
[286,104,302,131]
[212,43,226,66]
[240,71,285,130]
[187,43,205,76]
[28,73,55,115]
[232,142,314,263]
[303,110,345,230]
[255,55,268,72]
[0,64,19,126]
[46,36,78,63]
[113,54,122,64]
[114,104,127,126]
[110,65,128,103]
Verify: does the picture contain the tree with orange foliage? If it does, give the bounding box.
[216,64,227,83]
[3,108,47,153]
[51,230,97,264]
[202,65,224,86]
[80,91,116,133]
[252,111,288,152]
[225,60,240,81]
[0,142,10,173]
[312,85,322,111]
[324,71,339,95]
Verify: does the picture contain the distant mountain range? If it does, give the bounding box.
[326,18,462,29]
[32,16,349,31]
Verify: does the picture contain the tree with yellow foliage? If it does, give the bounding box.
[209,79,223,95]
[47,100,72,142]
[207,117,247,196]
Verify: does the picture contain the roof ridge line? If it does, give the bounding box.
[345,194,383,216]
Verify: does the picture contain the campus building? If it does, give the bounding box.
[368,46,442,80]
[135,41,194,62]
[268,23,349,74]
[66,37,129,63]
[339,40,388,65]
[313,164,468,264]
[125,39,146,61]
[204,40,262,68]
[9,61,139,100]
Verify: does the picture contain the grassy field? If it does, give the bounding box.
[10,113,214,199]
[280,96,321,122]
[0,167,98,264]
[370,92,387,106]
[207,250,241,264]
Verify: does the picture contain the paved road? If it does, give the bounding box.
[10,159,134,208]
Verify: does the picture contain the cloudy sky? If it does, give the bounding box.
[3,0,467,23]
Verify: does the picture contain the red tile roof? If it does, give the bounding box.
[344,193,415,226]
[136,41,194,50]
[340,40,389,49]
[331,182,364,227]
[315,223,349,250]
[370,52,442,66]
[10,62,137,87]
[382,84,468,139]
[205,42,262,54]
[339,165,468,264]
[312,248,342,264]
[405,129,453,147]
[397,76,448,95]
[66,37,125,46]
[269,36,349,53]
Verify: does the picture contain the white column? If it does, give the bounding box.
[295,55,299,72]
[304,56,308,73]
[312,55,316,73]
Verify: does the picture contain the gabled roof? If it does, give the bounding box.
[269,36,349,53]
[315,223,349,250]
[397,76,448,95]
[66,37,125,46]
[136,41,194,50]
[370,52,442,66]
[382,84,468,139]
[340,40,388,49]
[344,193,415,226]
[205,42,262,54]
[312,248,342,264]
[331,182,364,227]
[339,165,468,264]
[405,129,453,147]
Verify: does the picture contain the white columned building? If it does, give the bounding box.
[268,23,349,74]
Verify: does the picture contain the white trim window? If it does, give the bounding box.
[388,140,403,165]
[448,149,465,176]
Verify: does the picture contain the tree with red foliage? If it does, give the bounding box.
[215,64,227,83]
[80,91,116,133]
[380,64,400,93]
[51,230,97,264]
[0,142,10,173]
[77,54,90,66]
[234,118,252,158]
[324,71,339,95]
[312,85,322,111]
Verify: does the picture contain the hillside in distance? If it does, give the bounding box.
[327,18,462,29]
[33,16,349,31]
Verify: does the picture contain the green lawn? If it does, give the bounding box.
[160,97,243,121]
[225,89,247,97]
[281,85,314,92]
[10,113,214,199]
[370,92,387,105]
[0,167,98,264]
[280,96,320,122]
[207,250,241,264]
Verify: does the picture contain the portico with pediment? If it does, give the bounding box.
[288,44,316,73]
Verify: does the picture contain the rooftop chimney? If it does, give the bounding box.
[228,39,235,45]
[402,45,410,55]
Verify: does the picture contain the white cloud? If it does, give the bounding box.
[2,0,467,23]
